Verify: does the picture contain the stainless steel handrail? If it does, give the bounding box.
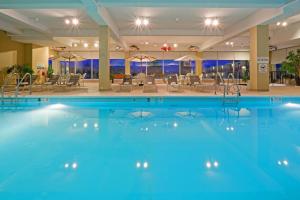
[15,73,32,97]
[222,73,241,105]
[215,72,225,95]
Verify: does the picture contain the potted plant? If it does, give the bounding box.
[282,49,300,86]
[6,64,34,84]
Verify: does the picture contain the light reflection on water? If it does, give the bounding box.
[0,101,300,199]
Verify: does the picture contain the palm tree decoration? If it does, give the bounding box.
[282,49,300,85]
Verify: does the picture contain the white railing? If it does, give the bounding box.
[15,73,32,97]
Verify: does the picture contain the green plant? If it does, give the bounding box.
[6,64,33,77]
[282,49,300,75]
[21,64,34,76]
[47,64,54,77]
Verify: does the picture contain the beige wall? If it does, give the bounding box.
[271,46,300,64]
[32,46,49,72]
[68,50,250,60]
[249,25,269,91]
[0,31,25,66]
[0,50,17,70]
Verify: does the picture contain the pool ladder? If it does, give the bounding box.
[1,73,32,103]
[221,73,241,105]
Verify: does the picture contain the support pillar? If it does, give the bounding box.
[125,51,130,75]
[249,25,269,91]
[24,44,33,67]
[99,25,111,91]
[195,51,203,76]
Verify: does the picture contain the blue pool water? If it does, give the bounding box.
[1,96,300,200]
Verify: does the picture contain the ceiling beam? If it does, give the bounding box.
[0,9,51,34]
[120,29,224,36]
[270,21,300,45]
[199,8,283,51]
[0,18,23,35]
[0,0,82,9]
[266,0,300,24]
[80,0,128,50]
[94,0,291,8]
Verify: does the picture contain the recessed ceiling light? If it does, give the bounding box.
[212,19,219,26]
[65,19,70,25]
[282,22,288,27]
[145,41,149,45]
[230,42,234,45]
[205,18,212,26]
[72,18,79,25]
[163,43,168,47]
[276,22,281,26]
[225,42,230,45]
[173,43,178,48]
[143,18,149,26]
[83,43,89,48]
[94,43,99,48]
[73,43,78,47]
[135,18,142,26]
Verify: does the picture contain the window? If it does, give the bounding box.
[77,60,92,79]
[92,59,99,79]
[164,60,179,75]
[110,59,125,76]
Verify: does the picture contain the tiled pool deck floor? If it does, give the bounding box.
[7,81,300,97]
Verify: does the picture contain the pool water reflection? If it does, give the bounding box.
[0,97,300,200]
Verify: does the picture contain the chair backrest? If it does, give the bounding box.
[167,75,178,85]
[68,74,80,86]
[123,75,132,85]
[31,75,38,84]
[190,75,200,84]
[48,75,60,85]
[145,76,155,85]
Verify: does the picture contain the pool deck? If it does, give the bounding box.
[10,80,299,97]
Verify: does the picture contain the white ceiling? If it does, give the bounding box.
[107,7,257,34]
[0,0,299,52]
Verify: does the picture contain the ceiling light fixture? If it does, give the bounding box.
[83,43,89,48]
[173,43,178,48]
[135,18,142,26]
[276,22,281,26]
[145,41,149,45]
[72,18,79,25]
[73,43,78,47]
[225,41,234,46]
[282,21,288,27]
[94,43,99,48]
[65,19,70,25]
[204,18,212,26]
[163,43,168,47]
[143,18,149,26]
[212,19,219,26]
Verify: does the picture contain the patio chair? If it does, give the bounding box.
[143,75,158,93]
[43,75,60,90]
[66,74,81,87]
[53,74,81,92]
[167,74,181,92]
[189,75,210,92]
[120,75,133,92]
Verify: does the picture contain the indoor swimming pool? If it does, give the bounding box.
[0,96,300,200]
